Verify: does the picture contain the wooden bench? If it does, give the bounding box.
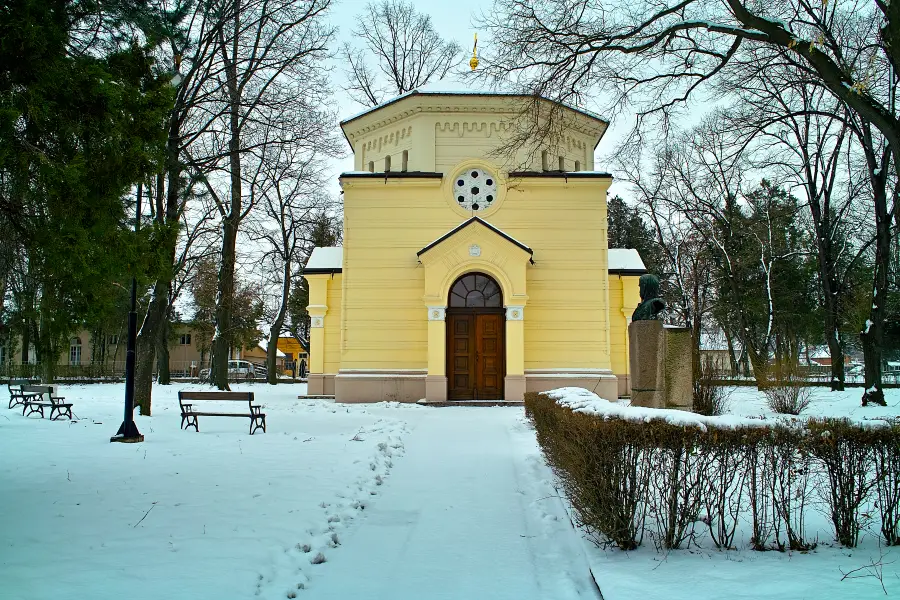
[178,391,266,435]
[7,379,35,409]
[21,385,73,420]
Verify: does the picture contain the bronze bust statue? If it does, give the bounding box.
[632,274,665,321]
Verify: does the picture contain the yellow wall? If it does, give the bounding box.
[306,93,626,393]
[276,337,308,360]
[509,179,611,370]
[608,275,641,375]
[338,171,613,373]
[325,274,343,374]
[341,182,429,369]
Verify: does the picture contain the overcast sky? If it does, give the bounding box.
[324,0,632,198]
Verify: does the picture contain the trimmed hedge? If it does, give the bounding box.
[525,391,900,551]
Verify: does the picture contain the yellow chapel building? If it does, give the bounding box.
[304,88,646,403]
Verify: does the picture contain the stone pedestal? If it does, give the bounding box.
[662,326,692,409]
[628,321,692,409]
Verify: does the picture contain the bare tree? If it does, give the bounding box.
[193,0,335,390]
[480,0,896,403]
[247,133,340,385]
[155,197,220,384]
[341,0,462,107]
[726,75,875,391]
[619,154,715,376]
[846,114,893,405]
[134,0,235,414]
[630,115,811,387]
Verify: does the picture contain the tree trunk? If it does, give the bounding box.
[810,195,845,391]
[690,277,702,380]
[266,259,292,385]
[860,125,889,407]
[212,215,238,391]
[266,325,281,384]
[156,316,171,385]
[824,320,845,391]
[134,99,183,412]
[746,347,770,389]
[21,322,30,365]
[212,10,242,392]
[135,282,166,414]
[723,329,739,376]
[861,207,890,406]
[38,317,55,384]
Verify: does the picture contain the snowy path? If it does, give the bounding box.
[288,409,598,600]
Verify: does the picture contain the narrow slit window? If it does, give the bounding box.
[558,156,565,171]
[401,150,408,172]
[385,155,391,172]
[541,150,549,171]
[574,160,581,171]
[368,160,374,172]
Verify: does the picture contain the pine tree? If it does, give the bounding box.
[0,0,171,381]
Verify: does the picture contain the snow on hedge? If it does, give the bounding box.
[543,386,898,430]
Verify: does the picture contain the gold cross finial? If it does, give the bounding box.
[469,33,479,71]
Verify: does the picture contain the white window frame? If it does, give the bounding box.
[69,338,82,366]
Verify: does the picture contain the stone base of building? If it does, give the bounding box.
[307,373,335,396]
[615,373,631,398]
[334,370,426,403]
[524,369,619,402]
[504,375,526,401]
[316,369,620,403]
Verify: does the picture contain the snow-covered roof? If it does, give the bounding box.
[305,247,343,273]
[341,79,608,126]
[257,339,286,358]
[607,249,646,273]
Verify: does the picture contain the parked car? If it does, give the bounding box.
[198,360,259,382]
[229,360,257,380]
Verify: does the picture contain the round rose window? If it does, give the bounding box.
[452,168,497,212]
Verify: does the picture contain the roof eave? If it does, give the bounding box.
[416,216,534,263]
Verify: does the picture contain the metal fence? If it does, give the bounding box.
[708,368,900,387]
[0,362,128,381]
[0,360,289,382]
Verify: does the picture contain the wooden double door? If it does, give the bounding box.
[447,310,505,400]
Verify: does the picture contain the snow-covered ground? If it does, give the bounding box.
[2,383,897,599]
[725,385,900,422]
[0,382,593,600]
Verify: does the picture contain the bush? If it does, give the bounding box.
[526,393,650,550]
[872,430,900,545]
[693,360,731,416]
[525,391,900,552]
[763,383,811,415]
[808,420,882,548]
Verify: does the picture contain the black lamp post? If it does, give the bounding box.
[111,183,145,443]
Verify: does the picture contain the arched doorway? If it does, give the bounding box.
[446,272,505,399]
